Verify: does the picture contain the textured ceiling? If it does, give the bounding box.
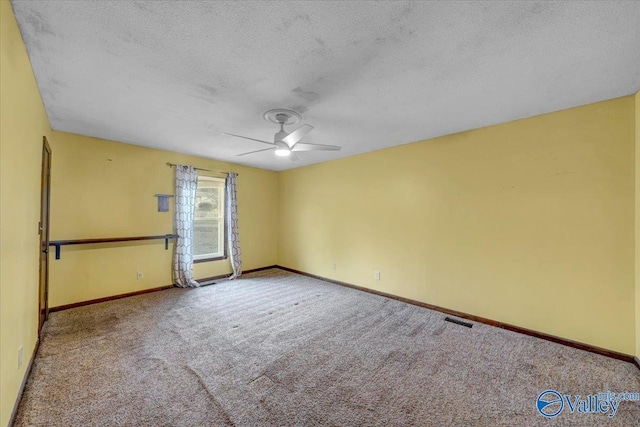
[11,1,640,171]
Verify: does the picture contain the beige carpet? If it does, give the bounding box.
[14,269,640,426]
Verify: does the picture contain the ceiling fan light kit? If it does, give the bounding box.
[274,148,291,157]
[223,108,341,160]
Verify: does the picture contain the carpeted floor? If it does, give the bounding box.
[14,268,640,426]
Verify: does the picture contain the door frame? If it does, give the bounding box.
[38,136,51,336]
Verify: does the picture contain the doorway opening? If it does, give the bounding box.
[38,136,51,336]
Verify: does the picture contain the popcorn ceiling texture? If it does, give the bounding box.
[10,1,640,171]
[14,269,640,426]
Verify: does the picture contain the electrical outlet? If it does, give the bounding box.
[137,271,144,279]
[374,271,381,280]
[332,263,336,270]
[18,346,23,368]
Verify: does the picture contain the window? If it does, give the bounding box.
[193,175,226,261]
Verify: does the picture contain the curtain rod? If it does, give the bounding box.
[166,162,238,176]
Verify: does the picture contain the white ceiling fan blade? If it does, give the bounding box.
[282,124,314,147]
[236,147,275,157]
[222,133,275,146]
[292,142,341,152]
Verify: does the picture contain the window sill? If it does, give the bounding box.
[194,255,228,264]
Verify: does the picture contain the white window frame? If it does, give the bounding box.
[193,175,226,261]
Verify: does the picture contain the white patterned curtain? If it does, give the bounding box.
[226,173,242,279]
[173,165,200,288]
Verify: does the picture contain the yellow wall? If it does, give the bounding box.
[0,2,52,425]
[635,91,640,358]
[279,96,637,355]
[1,3,639,423]
[47,131,279,307]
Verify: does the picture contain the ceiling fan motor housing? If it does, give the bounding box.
[274,130,289,145]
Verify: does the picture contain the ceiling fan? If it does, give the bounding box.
[222,109,341,158]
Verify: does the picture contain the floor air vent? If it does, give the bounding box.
[444,317,473,328]
[200,281,217,287]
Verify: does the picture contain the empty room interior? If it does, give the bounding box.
[2,1,640,425]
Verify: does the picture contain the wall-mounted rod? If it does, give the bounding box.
[49,234,178,260]
[166,162,238,176]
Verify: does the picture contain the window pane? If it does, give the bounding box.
[194,218,218,255]
[194,176,225,258]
